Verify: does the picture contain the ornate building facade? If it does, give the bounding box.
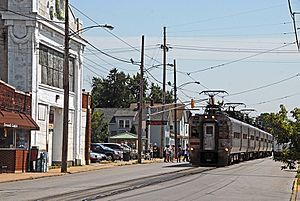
[0,0,87,166]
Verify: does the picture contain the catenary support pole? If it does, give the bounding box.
[160,26,167,158]
[173,59,178,159]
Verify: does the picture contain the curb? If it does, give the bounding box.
[290,169,299,201]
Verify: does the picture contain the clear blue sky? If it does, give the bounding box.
[71,0,300,116]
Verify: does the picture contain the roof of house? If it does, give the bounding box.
[94,108,138,124]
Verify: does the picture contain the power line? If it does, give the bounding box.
[168,3,286,28]
[168,21,292,34]
[70,4,161,65]
[249,92,300,106]
[0,6,64,24]
[187,41,296,74]
[226,73,300,97]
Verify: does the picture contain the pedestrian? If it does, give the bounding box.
[149,144,153,160]
[170,145,175,162]
[182,144,189,162]
[165,145,170,162]
[153,143,159,158]
[177,145,182,163]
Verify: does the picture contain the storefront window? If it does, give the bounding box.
[0,128,14,148]
[0,128,29,149]
[16,129,29,149]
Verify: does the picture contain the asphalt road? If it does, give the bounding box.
[99,158,296,201]
[0,158,295,201]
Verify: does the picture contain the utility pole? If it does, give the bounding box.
[160,26,167,158]
[61,0,69,173]
[138,35,144,164]
[173,59,178,159]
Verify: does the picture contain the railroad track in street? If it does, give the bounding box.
[35,166,214,201]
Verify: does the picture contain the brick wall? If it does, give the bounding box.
[0,81,31,114]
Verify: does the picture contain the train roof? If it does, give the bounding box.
[227,116,272,136]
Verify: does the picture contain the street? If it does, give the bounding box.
[101,158,295,201]
[0,158,295,201]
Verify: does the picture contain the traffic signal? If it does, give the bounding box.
[191,98,195,108]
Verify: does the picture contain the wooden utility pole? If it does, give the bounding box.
[138,35,144,164]
[160,26,167,158]
[173,59,178,159]
[61,0,69,173]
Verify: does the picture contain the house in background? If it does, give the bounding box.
[95,103,190,153]
[0,0,87,166]
[95,108,139,136]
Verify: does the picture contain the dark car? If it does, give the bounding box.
[91,143,119,161]
[101,143,129,160]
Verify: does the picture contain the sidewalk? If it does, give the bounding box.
[0,159,163,183]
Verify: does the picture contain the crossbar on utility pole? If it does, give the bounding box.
[138,35,144,164]
[61,0,69,173]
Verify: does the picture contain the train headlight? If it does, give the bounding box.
[190,147,194,151]
[224,147,229,152]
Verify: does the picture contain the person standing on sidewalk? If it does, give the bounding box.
[177,145,182,163]
[182,144,190,162]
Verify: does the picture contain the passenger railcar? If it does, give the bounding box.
[189,109,273,167]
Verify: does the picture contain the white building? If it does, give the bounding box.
[0,0,87,166]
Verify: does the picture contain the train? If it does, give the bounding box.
[189,91,273,166]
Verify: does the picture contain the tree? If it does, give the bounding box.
[257,105,299,169]
[91,68,130,109]
[130,124,137,134]
[128,72,148,103]
[91,110,109,143]
[146,83,173,104]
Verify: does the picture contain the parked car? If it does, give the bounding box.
[121,144,138,160]
[90,152,107,163]
[91,143,120,161]
[101,143,127,160]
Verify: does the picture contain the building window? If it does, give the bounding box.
[38,104,47,121]
[125,120,130,128]
[119,120,124,128]
[39,44,75,91]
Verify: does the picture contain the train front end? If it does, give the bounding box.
[189,114,230,166]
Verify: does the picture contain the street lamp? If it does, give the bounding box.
[61,0,114,173]
[69,24,114,37]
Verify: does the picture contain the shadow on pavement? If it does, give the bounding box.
[163,162,192,168]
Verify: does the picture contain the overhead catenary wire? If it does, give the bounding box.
[249,92,300,106]
[187,41,296,75]
[226,73,300,97]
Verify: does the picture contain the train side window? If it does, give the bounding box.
[234,132,240,139]
[256,136,259,141]
[243,134,247,139]
[250,135,254,140]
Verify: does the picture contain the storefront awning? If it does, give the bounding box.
[0,110,39,130]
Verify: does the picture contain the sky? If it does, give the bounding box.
[70,0,300,116]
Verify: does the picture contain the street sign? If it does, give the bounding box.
[146,120,168,125]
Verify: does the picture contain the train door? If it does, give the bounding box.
[203,123,215,150]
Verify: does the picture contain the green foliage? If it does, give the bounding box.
[146,83,173,104]
[258,105,300,169]
[91,68,172,109]
[130,124,137,134]
[91,110,109,143]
